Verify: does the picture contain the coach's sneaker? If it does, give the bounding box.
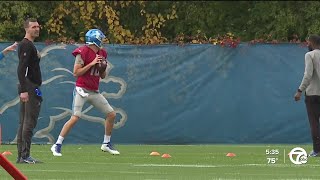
[101,142,120,155]
[51,144,62,156]
[308,150,319,157]
[21,156,43,164]
[16,157,25,164]
[16,157,22,163]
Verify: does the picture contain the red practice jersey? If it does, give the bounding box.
[72,46,108,91]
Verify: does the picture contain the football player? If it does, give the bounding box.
[51,29,120,156]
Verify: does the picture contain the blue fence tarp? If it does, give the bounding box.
[0,43,310,144]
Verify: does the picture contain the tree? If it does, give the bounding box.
[0,1,59,41]
[1,1,320,44]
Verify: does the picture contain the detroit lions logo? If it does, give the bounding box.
[0,44,127,144]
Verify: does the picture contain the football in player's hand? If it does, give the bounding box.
[96,57,107,73]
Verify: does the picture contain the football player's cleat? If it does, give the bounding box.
[101,142,120,155]
[51,144,62,156]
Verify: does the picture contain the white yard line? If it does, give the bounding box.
[133,163,320,168]
[223,172,320,177]
[48,162,133,165]
[41,161,320,168]
[22,169,160,175]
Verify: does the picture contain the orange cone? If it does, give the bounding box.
[226,153,236,157]
[2,151,12,156]
[150,151,160,156]
[161,154,171,158]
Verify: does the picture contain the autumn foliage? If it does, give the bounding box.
[0,1,318,45]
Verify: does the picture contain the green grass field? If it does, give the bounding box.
[0,144,319,180]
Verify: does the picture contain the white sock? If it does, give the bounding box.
[103,135,111,144]
[56,136,64,144]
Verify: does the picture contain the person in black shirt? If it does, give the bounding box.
[16,18,43,164]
